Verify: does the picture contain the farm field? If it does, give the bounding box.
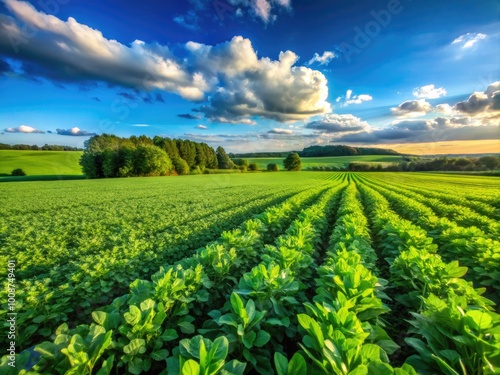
[0,151,403,180]
[1,172,499,374]
[247,155,403,169]
[0,151,83,176]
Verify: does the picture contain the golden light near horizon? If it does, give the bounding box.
[374,139,500,155]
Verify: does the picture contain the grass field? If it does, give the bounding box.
[0,151,402,179]
[0,150,83,176]
[1,171,499,374]
[248,155,403,169]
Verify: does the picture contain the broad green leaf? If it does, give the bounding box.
[92,311,107,326]
[254,330,271,347]
[151,349,169,361]
[348,365,368,375]
[180,336,202,358]
[431,354,461,375]
[199,339,208,373]
[365,363,394,375]
[266,318,285,326]
[182,359,200,375]
[288,353,307,375]
[220,360,246,375]
[439,350,460,365]
[218,314,238,328]
[245,299,256,325]
[178,321,196,334]
[242,331,256,349]
[405,338,431,358]
[210,336,229,362]
[465,310,493,331]
[96,355,115,375]
[123,339,146,356]
[231,293,245,316]
[360,344,381,362]
[34,342,58,359]
[124,305,142,326]
[274,352,288,375]
[140,298,156,312]
[377,340,399,355]
[160,328,179,342]
[89,330,113,365]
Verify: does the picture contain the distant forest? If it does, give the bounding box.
[300,145,400,157]
[0,143,82,151]
[231,145,401,158]
[79,134,232,178]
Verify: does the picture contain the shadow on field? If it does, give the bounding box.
[0,174,86,182]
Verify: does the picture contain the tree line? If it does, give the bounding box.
[79,135,305,178]
[346,155,500,172]
[79,134,234,178]
[0,143,82,151]
[299,145,400,157]
[229,151,292,158]
[230,145,400,158]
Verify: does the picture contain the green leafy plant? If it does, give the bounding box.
[209,293,272,373]
[274,352,307,375]
[171,335,246,375]
[406,294,500,375]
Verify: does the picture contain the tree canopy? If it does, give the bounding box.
[216,146,234,169]
[300,145,400,157]
[80,134,219,178]
[267,163,279,171]
[283,153,302,171]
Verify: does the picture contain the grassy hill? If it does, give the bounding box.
[248,155,403,170]
[0,150,83,176]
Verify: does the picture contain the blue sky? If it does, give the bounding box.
[0,0,499,153]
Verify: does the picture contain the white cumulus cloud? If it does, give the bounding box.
[435,103,454,114]
[56,127,95,136]
[413,84,447,99]
[305,114,370,133]
[0,0,208,100]
[454,81,500,116]
[192,38,331,122]
[391,99,433,117]
[0,1,329,124]
[4,125,44,133]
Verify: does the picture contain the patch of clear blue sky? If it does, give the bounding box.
[0,0,498,147]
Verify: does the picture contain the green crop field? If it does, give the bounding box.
[1,172,499,374]
[248,155,403,169]
[0,150,83,176]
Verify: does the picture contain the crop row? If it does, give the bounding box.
[0,189,299,348]
[294,182,416,374]
[1,175,346,349]
[369,172,500,208]
[183,182,346,374]
[364,173,499,219]
[1,179,345,374]
[2,172,499,374]
[357,180,500,374]
[361,174,499,236]
[358,175,500,302]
